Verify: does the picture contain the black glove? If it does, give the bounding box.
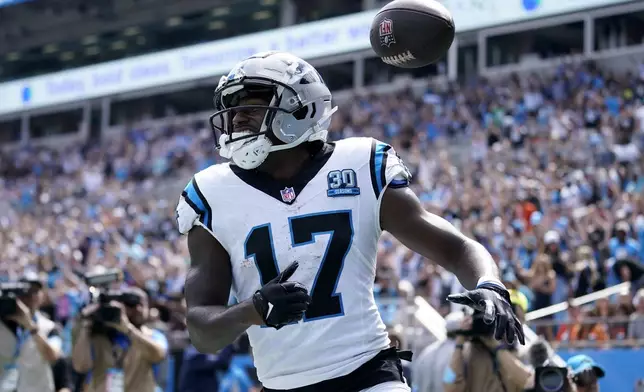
[447,282,525,345]
[252,261,311,330]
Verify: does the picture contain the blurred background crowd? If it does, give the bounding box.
[2,59,644,390]
[1,0,644,391]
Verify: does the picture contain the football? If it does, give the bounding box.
[369,0,455,68]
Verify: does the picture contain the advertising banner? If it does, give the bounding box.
[0,0,633,116]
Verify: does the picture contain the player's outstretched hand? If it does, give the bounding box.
[252,261,312,330]
[447,282,525,345]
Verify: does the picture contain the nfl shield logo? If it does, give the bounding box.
[280,187,296,203]
[379,18,395,47]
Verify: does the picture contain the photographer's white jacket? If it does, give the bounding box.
[0,312,59,392]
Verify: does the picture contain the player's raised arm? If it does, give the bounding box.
[380,185,524,345]
[380,186,496,290]
[184,225,263,354]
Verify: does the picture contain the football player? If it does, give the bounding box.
[176,51,524,392]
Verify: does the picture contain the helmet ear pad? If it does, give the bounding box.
[271,104,314,144]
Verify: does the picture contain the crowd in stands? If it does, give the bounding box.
[1,60,644,390]
[347,61,644,345]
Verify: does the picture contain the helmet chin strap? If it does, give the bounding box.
[218,132,273,170]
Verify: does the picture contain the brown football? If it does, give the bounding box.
[370,0,455,68]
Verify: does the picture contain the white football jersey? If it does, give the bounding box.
[176,137,411,389]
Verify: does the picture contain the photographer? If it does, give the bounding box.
[443,315,533,392]
[71,287,168,392]
[0,275,63,392]
[443,290,533,392]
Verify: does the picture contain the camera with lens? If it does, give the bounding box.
[454,311,497,338]
[0,282,31,317]
[529,341,572,392]
[533,364,570,392]
[84,269,141,333]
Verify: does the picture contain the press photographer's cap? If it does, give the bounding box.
[19,271,45,290]
[567,355,605,378]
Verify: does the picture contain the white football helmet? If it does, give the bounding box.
[209,51,338,170]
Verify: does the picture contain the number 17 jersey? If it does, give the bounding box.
[176,137,412,389]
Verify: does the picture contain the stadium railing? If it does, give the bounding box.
[525,282,632,322]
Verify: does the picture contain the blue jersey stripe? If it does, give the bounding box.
[182,178,212,230]
[373,142,391,196]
